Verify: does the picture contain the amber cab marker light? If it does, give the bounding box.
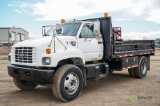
[46,48,51,54]
[61,19,65,23]
[104,13,108,18]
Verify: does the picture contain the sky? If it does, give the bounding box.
[0,0,160,40]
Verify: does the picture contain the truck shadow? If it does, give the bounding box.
[81,71,142,99]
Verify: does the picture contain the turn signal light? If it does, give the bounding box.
[104,13,108,18]
[46,48,51,54]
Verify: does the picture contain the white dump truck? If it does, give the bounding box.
[8,13,155,102]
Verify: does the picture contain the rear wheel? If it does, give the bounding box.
[134,56,148,78]
[13,78,37,90]
[128,68,135,77]
[52,64,83,102]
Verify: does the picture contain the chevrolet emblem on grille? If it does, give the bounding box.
[19,53,26,57]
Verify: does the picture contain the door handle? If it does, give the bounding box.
[84,38,92,42]
[98,41,103,44]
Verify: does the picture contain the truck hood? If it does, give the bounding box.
[12,36,76,48]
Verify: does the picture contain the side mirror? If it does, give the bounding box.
[94,30,101,40]
[94,20,102,40]
[42,25,53,36]
[56,27,63,34]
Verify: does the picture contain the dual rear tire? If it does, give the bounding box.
[128,56,148,78]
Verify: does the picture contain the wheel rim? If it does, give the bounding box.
[64,72,79,95]
[141,59,147,74]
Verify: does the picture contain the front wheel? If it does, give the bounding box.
[13,78,38,90]
[52,65,83,102]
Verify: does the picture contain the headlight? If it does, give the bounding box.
[42,57,51,65]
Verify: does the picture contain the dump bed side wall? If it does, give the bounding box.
[114,40,155,56]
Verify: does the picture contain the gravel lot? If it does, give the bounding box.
[0,49,160,106]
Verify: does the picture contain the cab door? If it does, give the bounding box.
[77,22,103,62]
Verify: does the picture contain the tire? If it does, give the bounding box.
[134,56,148,78]
[52,64,83,102]
[128,68,135,78]
[109,69,114,75]
[13,78,38,91]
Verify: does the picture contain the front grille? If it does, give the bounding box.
[12,47,37,63]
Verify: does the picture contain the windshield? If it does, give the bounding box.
[45,23,81,36]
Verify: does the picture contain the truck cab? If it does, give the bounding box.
[10,20,103,67]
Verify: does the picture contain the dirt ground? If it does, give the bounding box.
[0,49,160,106]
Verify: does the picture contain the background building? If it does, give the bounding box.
[0,27,29,44]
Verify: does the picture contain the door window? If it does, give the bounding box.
[80,24,94,38]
